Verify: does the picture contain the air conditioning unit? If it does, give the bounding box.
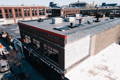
[52,17,63,24]
[66,17,75,22]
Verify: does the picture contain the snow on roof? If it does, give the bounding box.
[66,43,120,80]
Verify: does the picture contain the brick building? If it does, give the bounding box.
[0,6,49,25]
[18,16,120,80]
[49,8,80,17]
[61,8,80,17]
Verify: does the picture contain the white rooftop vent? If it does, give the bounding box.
[66,17,75,22]
[76,14,80,19]
[52,17,63,24]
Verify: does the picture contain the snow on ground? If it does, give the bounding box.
[66,43,120,80]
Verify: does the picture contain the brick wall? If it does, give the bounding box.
[90,25,120,55]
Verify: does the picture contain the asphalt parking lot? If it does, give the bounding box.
[0,24,46,80]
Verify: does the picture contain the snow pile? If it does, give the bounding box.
[66,43,120,80]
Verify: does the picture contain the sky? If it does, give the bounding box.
[0,0,120,6]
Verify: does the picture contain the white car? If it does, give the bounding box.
[2,48,9,55]
[0,43,9,56]
[0,59,9,72]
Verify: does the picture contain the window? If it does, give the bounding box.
[46,9,51,14]
[0,9,3,18]
[43,44,59,63]
[39,9,45,15]
[35,9,37,16]
[5,9,7,13]
[4,9,13,18]
[15,8,22,17]
[24,35,31,43]
[24,8,30,17]
[32,8,37,16]
[44,44,59,55]
[32,38,40,48]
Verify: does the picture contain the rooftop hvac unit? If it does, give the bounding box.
[52,17,63,24]
[76,14,80,19]
[66,17,75,22]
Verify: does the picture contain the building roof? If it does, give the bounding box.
[19,17,120,43]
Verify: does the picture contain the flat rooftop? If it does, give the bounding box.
[19,17,120,43]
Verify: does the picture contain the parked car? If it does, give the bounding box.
[0,59,9,72]
[0,43,5,55]
[0,43,9,59]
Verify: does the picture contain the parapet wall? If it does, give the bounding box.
[64,23,120,72]
[90,24,120,55]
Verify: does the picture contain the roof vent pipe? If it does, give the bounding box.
[38,18,44,22]
[70,23,73,27]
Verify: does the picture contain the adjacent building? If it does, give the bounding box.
[69,2,88,8]
[101,3,117,8]
[0,6,49,25]
[49,8,80,17]
[61,8,80,17]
